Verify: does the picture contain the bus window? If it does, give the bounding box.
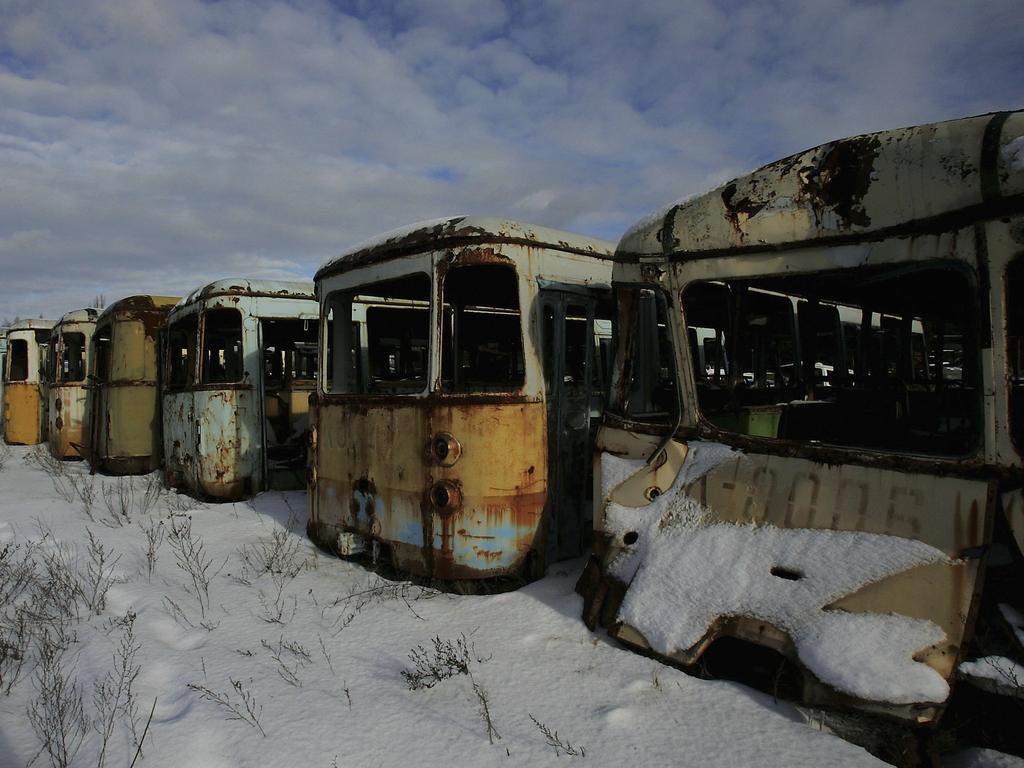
[1009,255,1024,450]
[325,274,430,395]
[682,264,978,455]
[7,339,27,381]
[93,328,112,384]
[60,332,86,383]
[441,264,524,392]
[202,309,244,384]
[166,314,198,389]
[608,288,677,423]
[262,319,318,385]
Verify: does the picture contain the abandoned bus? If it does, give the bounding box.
[88,295,180,474]
[162,279,318,500]
[47,308,99,459]
[578,110,1024,725]
[2,319,55,445]
[309,217,614,582]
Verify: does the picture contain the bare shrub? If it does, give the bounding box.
[325,575,437,629]
[82,530,121,615]
[101,479,133,527]
[26,636,89,768]
[187,679,265,736]
[260,635,311,687]
[401,634,474,690]
[256,573,297,624]
[25,446,75,502]
[138,519,165,581]
[529,715,585,757]
[473,681,501,745]
[93,611,141,768]
[69,474,98,521]
[0,541,39,693]
[237,521,303,580]
[167,515,219,618]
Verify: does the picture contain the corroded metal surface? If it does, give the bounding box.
[583,110,1024,724]
[310,398,547,579]
[3,383,44,445]
[2,320,55,445]
[47,309,98,459]
[316,216,615,281]
[311,220,615,581]
[619,111,1024,260]
[88,296,178,474]
[162,282,317,500]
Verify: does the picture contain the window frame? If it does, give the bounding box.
[678,260,983,459]
[321,272,433,397]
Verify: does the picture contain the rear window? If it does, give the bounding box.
[7,339,28,382]
[202,309,244,384]
[325,274,430,395]
[166,314,198,390]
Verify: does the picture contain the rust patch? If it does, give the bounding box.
[798,136,881,228]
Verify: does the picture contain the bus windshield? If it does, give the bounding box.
[607,287,678,426]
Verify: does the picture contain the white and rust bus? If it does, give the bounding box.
[309,217,614,583]
[578,110,1024,727]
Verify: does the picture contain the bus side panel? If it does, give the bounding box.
[3,383,44,445]
[104,384,160,473]
[195,388,257,500]
[593,427,993,722]
[163,391,195,490]
[49,384,88,458]
[312,399,547,579]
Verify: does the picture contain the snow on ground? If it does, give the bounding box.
[999,603,1024,649]
[958,656,1024,699]
[0,444,889,768]
[603,451,952,706]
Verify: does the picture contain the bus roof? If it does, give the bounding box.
[96,295,181,324]
[316,216,615,281]
[176,279,315,309]
[54,308,100,327]
[7,319,56,332]
[618,110,1024,261]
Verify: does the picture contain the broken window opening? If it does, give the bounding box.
[262,318,319,387]
[325,274,430,395]
[166,314,198,390]
[681,263,980,456]
[59,332,86,383]
[1008,254,1024,452]
[608,287,678,424]
[201,309,244,385]
[93,328,112,384]
[7,339,28,382]
[441,264,525,393]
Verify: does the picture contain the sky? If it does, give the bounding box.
[0,0,1021,320]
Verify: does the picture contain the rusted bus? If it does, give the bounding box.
[2,319,55,445]
[0,328,7,432]
[580,110,1024,723]
[47,309,99,459]
[310,217,614,582]
[87,295,180,475]
[161,279,318,500]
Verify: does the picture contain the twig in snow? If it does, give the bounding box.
[186,679,265,736]
[529,714,585,757]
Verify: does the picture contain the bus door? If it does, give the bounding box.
[540,289,611,564]
[259,318,318,490]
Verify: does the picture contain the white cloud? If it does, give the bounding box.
[0,0,1020,319]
